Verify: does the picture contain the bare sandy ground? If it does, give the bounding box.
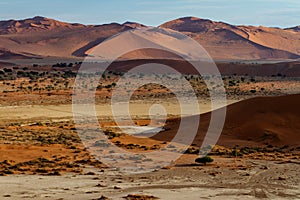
[0,99,238,122]
[0,157,299,200]
[0,97,299,200]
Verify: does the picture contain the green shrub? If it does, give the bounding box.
[195,156,214,165]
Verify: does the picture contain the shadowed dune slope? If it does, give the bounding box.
[152,94,300,147]
[103,58,300,77]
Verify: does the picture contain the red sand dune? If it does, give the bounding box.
[160,17,300,60]
[0,16,299,60]
[152,94,300,147]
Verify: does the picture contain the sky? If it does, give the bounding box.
[0,0,299,28]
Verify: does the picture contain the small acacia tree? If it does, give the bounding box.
[195,156,214,166]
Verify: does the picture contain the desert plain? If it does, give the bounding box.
[0,16,299,200]
[0,61,299,200]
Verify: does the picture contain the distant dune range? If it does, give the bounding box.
[0,16,300,61]
[151,94,300,147]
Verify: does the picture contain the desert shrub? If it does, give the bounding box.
[103,130,120,139]
[185,147,200,154]
[104,84,112,89]
[140,145,149,150]
[229,80,236,86]
[62,70,76,78]
[239,147,249,155]
[280,145,289,149]
[35,168,48,173]
[3,68,12,73]
[195,156,214,165]
[52,63,67,67]
[126,144,140,149]
[2,169,14,174]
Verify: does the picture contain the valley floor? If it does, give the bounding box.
[0,158,299,200]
